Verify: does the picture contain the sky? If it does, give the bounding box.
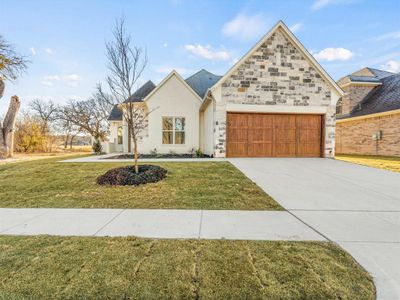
[1,0,400,114]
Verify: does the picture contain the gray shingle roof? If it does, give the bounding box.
[185,69,221,98]
[346,73,400,118]
[108,104,123,121]
[367,68,396,79]
[348,75,381,83]
[124,80,156,103]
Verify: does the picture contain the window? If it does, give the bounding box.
[336,99,342,115]
[117,126,123,144]
[162,117,185,144]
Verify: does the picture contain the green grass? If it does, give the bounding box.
[336,154,400,173]
[0,156,281,210]
[0,235,375,299]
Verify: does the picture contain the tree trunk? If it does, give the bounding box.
[0,96,20,158]
[0,79,4,99]
[70,134,76,149]
[133,137,139,174]
[64,134,70,149]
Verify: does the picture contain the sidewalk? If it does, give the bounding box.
[0,208,325,241]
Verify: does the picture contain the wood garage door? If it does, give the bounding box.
[226,113,323,157]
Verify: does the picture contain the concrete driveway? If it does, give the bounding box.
[230,158,400,300]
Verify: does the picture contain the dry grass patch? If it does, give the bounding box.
[0,236,375,299]
[336,154,400,173]
[0,156,281,210]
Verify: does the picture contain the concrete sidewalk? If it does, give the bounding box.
[230,158,400,300]
[0,208,325,241]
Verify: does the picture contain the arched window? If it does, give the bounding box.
[117,126,123,144]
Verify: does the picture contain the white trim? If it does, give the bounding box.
[144,70,202,103]
[226,104,328,114]
[337,109,400,123]
[339,82,382,89]
[210,20,344,97]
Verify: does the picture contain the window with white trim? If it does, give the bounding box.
[162,117,185,144]
[117,126,123,145]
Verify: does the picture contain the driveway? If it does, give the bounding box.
[230,158,400,300]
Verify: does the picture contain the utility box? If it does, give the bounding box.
[372,131,382,141]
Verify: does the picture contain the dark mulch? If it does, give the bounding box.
[96,165,167,186]
[104,154,211,159]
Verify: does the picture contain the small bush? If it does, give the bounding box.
[96,165,167,186]
[92,139,102,154]
[195,148,204,158]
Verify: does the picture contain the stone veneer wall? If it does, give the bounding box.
[213,28,337,157]
[336,113,400,157]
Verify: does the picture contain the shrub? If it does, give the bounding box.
[96,165,167,186]
[92,139,102,154]
[195,148,204,158]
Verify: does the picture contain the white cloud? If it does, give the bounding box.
[41,75,61,86]
[290,22,303,33]
[163,43,168,47]
[222,13,268,41]
[184,44,231,61]
[313,48,354,61]
[29,47,36,55]
[311,0,356,11]
[381,60,400,73]
[155,66,191,75]
[41,74,81,87]
[63,74,81,81]
[45,48,53,54]
[371,30,400,42]
[231,57,239,66]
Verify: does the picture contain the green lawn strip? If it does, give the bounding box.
[0,156,281,210]
[336,154,400,173]
[0,236,375,299]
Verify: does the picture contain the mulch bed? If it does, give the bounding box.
[104,154,211,159]
[96,165,167,186]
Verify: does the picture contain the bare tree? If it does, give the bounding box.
[29,99,58,134]
[0,34,29,158]
[105,17,149,173]
[59,99,108,143]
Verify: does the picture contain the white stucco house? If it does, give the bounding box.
[105,21,343,158]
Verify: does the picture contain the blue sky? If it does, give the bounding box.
[1,0,400,114]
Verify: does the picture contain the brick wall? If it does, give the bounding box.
[214,28,337,157]
[336,113,400,157]
[338,85,375,116]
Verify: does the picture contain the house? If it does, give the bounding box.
[336,68,400,156]
[105,21,343,158]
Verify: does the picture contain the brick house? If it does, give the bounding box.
[336,68,400,157]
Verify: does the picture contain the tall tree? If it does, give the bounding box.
[0,34,28,158]
[105,17,149,173]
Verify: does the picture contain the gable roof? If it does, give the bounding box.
[339,67,395,85]
[343,73,400,118]
[108,104,123,121]
[124,80,156,103]
[185,69,222,98]
[210,20,343,96]
[142,70,203,103]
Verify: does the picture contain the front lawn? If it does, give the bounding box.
[0,156,281,210]
[336,154,400,173]
[0,236,375,299]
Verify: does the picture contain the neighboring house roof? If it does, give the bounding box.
[348,75,382,83]
[142,70,203,103]
[185,69,222,98]
[210,20,344,97]
[124,80,156,103]
[108,104,123,121]
[346,73,400,118]
[367,68,396,80]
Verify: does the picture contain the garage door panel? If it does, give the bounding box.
[274,143,296,157]
[248,143,273,157]
[226,113,322,158]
